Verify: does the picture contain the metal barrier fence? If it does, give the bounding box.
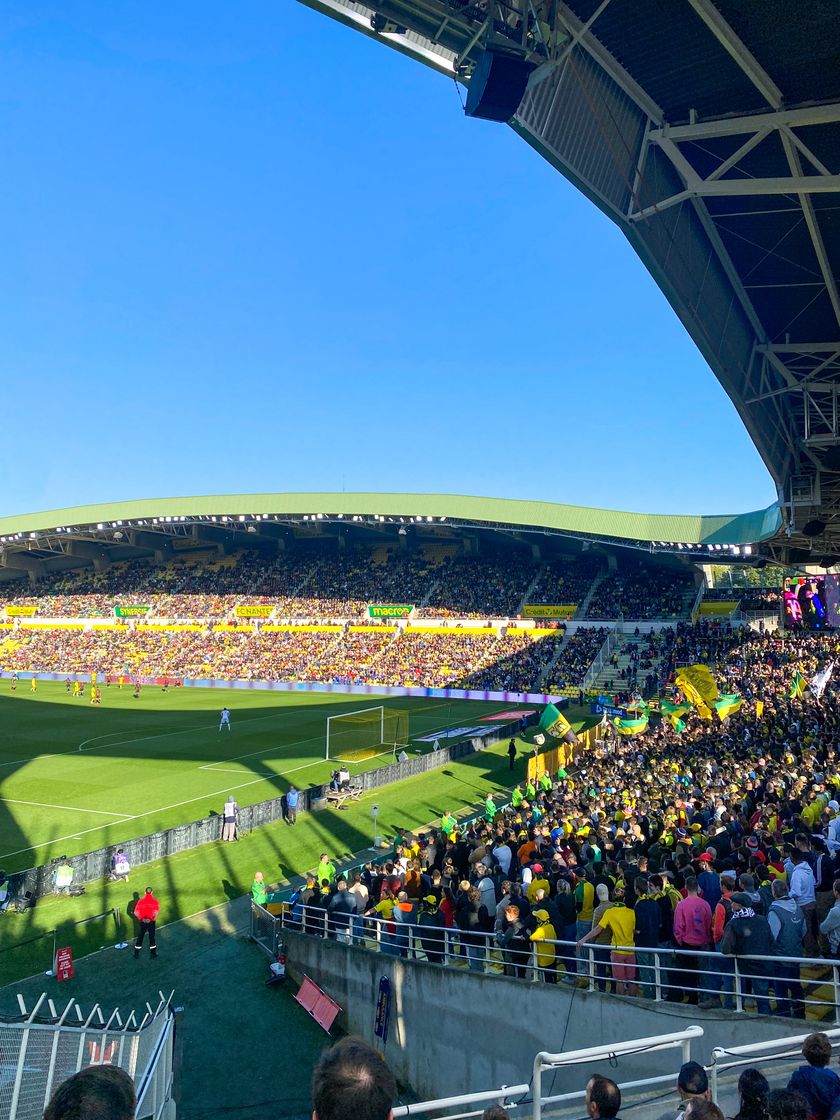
[254,905,840,1024]
[0,909,126,983]
[15,724,506,902]
[0,991,176,1120]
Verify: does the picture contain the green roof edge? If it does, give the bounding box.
[0,493,782,546]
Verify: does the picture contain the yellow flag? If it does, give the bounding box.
[756,699,764,719]
[675,664,719,706]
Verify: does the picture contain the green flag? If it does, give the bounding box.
[538,704,577,744]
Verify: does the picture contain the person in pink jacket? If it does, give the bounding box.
[672,875,712,1005]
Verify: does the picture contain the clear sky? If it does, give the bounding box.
[1,2,777,518]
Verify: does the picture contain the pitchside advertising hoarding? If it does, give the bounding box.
[368,605,415,618]
[114,605,151,618]
[521,605,576,619]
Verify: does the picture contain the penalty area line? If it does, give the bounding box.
[0,797,133,819]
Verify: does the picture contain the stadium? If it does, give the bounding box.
[2,3,840,1120]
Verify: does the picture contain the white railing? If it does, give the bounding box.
[257,905,840,1025]
[708,1028,840,1102]
[581,623,621,691]
[533,1026,703,1120]
[1,991,176,1120]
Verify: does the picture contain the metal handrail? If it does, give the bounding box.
[257,904,840,1024]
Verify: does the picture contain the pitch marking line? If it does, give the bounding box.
[0,798,133,819]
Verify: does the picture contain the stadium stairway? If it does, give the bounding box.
[516,564,548,615]
[574,571,606,620]
[536,629,574,688]
[586,632,651,698]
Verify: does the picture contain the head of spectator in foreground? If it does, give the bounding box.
[801,1032,833,1068]
[684,1103,723,1120]
[677,1062,709,1103]
[585,1075,621,1119]
[45,1064,136,1120]
[312,1036,396,1120]
[767,1090,808,1120]
[736,1068,769,1120]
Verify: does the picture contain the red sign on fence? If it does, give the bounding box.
[56,946,74,982]
[295,975,341,1034]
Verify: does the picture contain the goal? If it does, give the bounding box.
[325,705,409,762]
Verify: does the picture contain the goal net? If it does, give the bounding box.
[325,706,409,762]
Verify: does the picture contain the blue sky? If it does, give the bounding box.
[1,3,776,518]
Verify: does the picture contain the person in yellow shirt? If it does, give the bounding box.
[30,675,37,692]
[530,909,557,982]
[527,866,550,903]
[578,886,637,996]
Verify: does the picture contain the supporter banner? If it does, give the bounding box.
[114,605,151,618]
[368,605,414,618]
[5,605,37,617]
[522,605,577,619]
[234,605,275,618]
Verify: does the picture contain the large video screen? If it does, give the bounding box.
[784,574,840,629]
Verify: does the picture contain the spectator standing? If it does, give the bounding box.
[579,884,637,996]
[673,876,713,1004]
[789,850,818,954]
[286,785,300,825]
[819,880,840,958]
[133,887,160,960]
[767,880,806,1017]
[221,796,239,842]
[720,892,773,1014]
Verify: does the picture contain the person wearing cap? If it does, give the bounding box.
[133,887,160,960]
[527,865,550,904]
[530,908,558,982]
[697,856,722,913]
[675,1061,710,1120]
[720,892,773,1014]
[416,894,446,963]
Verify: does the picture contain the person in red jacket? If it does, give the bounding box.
[134,887,160,959]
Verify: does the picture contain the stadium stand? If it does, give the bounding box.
[272,624,840,1018]
[585,566,695,620]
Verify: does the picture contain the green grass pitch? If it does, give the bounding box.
[0,682,518,872]
[0,682,556,987]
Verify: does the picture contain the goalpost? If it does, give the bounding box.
[325,705,409,762]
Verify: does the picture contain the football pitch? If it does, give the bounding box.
[0,682,519,872]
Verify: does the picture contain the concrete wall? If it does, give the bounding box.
[283,930,815,1103]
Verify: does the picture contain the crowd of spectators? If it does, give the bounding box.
[284,624,840,1018]
[528,555,604,606]
[419,554,539,618]
[586,566,694,620]
[703,587,784,613]
[545,627,610,690]
[0,547,616,621]
[0,624,568,691]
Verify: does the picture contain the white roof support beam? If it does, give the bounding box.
[650,102,840,143]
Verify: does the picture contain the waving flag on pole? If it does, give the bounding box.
[789,671,807,699]
[714,694,744,721]
[538,704,577,744]
[811,662,834,700]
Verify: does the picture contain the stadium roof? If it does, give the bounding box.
[295,0,840,563]
[0,493,780,581]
